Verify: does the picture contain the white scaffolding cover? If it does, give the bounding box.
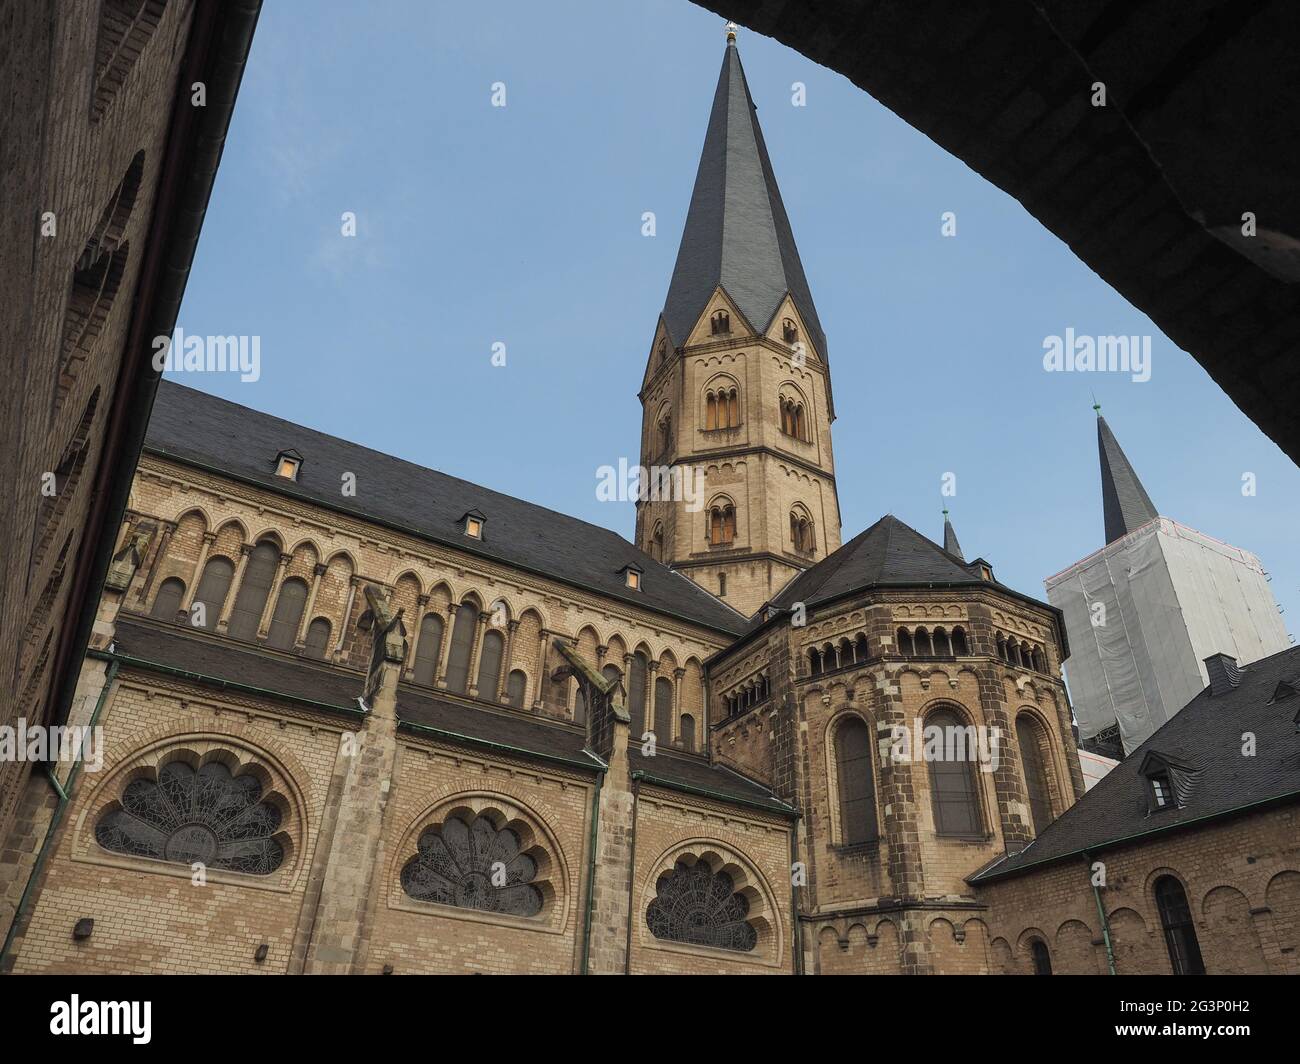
[1046,518,1290,754]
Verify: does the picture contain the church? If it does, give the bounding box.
[3,33,1297,977]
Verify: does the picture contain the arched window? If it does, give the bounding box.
[651,523,664,562]
[790,510,815,552]
[897,627,914,656]
[412,613,444,686]
[400,814,544,916]
[706,391,718,430]
[476,629,504,700]
[1016,714,1054,835]
[996,633,1008,660]
[914,627,933,657]
[726,387,738,427]
[710,309,730,335]
[680,713,696,752]
[444,600,479,694]
[926,708,983,837]
[266,577,308,650]
[95,760,285,875]
[808,647,822,676]
[779,397,796,437]
[192,556,234,630]
[150,577,185,621]
[782,318,798,344]
[646,860,757,951]
[1031,939,1053,975]
[304,618,331,660]
[506,669,527,708]
[228,541,279,641]
[933,627,952,657]
[853,633,869,663]
[628,652,648,735]
[658,411,672,453]
[653,676,673,740]
[1032,646,1046,672]
[952,626,969,656]
[794,404,806,440]
[709,503,736,546]
[1155,876,1205,975]
[836,717,878,845]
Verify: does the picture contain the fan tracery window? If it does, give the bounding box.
[95,760,286,874]
[400,814,544,917]
[646,859,758,952]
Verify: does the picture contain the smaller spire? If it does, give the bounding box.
[942,509,965,562]
[1098,413,1158,544]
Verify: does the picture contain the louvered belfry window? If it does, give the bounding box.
[95,761,285,875]
[646,860,757,952]
[400,814,543,917]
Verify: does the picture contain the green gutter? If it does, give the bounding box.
[973,788,1300,884]
[2,659,119,970]
[1086,851,1118,976]
[397,719,604,775]
[144,447,744,642]
[579,763,605,975]
[88,648,366,719]
[789,818,804,975]
[631,770,797,817]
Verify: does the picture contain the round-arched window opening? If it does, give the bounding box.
[95,760,286,875]
[400,813,544,917]
[646,859,758,952]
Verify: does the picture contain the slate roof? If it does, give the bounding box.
[662,39,826,361]
[108,618,786,808]
[972,643,1300,883]
[767,515,999,613]
[144,381,747,636]
[942,512,965,562]
[1098,413,1158,545]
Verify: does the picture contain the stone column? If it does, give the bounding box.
[179,531,215,611]
[433,603,457,687]
[215,542,253,633]
[531,629,551,709]
[672,667,685,744]
[466,611,489,697]
[498,619,519,701]
[333,576,359,660]
[402,594,430,679]
[135,520,174,606]
[256,552,293,639]
[295,563,328,650]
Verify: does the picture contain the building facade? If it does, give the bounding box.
[1047,412,1290,756]
[3,34,1294,976]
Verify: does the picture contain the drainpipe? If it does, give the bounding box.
[789,815,804,975]
[623,774,641,974]
[579,766,605,975]
[1,659,119,969]
[1085,850,1118,975]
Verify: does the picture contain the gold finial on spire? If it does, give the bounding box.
[725,21,737,43]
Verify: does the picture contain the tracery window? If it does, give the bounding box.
[646,859,757,952]
[94,760,285,875]
[400,814,543,917]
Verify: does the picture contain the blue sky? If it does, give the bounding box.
[171,0,1299,636]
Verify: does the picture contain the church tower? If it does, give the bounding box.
[636,30,841,618]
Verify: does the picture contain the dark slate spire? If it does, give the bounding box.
[1097,407,1158,544]
[662,36,826,358]
[942,508,965,561]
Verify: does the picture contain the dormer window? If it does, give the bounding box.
[621,563,644,591]
[1150,773,1173,809]
[274,450,302,480]
[710,309,730,335]
[460,509,486,539]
